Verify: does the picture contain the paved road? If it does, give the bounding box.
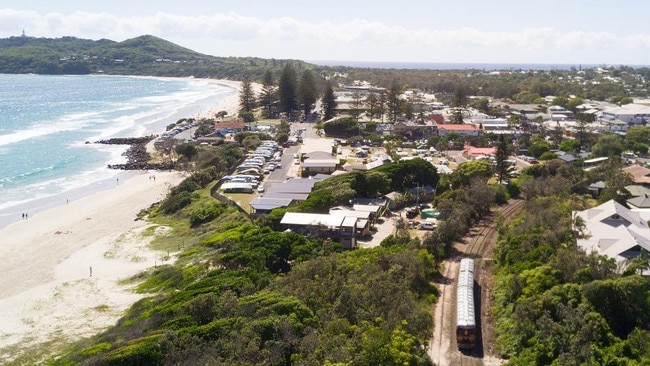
[267,145,299,183]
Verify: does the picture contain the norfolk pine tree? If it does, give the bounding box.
[259,69,276,119]
[321,80,337,121]
[238,75,256,122]
[386,79,402,122]
[495,134,512,183]
[278,63,298,115]
[298,69,317,118]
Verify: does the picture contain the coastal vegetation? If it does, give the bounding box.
[493,193,650,364]
[0,35,313,80]
[43,135,518,365]
[4,34,650,365]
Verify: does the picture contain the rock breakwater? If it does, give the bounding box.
[92,136,175,170]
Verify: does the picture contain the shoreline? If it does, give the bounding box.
[0,76,242,362]
[0,77,241,231]
[0,171,185,361]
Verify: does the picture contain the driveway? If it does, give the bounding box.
[357,214,398,248]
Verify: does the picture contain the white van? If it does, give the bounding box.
[418,221,436,230]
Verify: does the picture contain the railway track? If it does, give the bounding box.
[465,199,524,256]
[430,199,524,366]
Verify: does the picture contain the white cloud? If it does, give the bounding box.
[0,8,648,64]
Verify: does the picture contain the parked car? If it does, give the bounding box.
[257,185,265,193]
[406,208,419,219]
[418,221,436,230]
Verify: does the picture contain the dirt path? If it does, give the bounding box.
[427,200,523,366]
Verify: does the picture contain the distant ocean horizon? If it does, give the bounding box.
[310,60,650,71]
[0,74,236,230]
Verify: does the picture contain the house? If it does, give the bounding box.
[588,181,606,197]
[280,212,357,249]
[623,164,650,185]
[409,185,436,202]
[558,154,578,163]
[599,104,650,125]
[384,191,403,210]
[463,144,496,160]
[214,119,246,134]
[329,208,372,237]
[249,197,293,216]
[392,121,438,139]
[627,195,650,211]
[344,158,388,172]
[574,200,650,269]
[437,124,479,137]
[352,197,389,217]
[471,118,509,131]
[548,105,574,120]
[302,151,339,174]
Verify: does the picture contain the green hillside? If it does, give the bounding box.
[0,34,312,79]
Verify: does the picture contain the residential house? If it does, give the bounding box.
[599,103,650,126]
[409,185,436,202]
[249,197,293,216]
[463,143,496,160]
[329,208,372,237]
[588,181,606,197]
[392,121,438,139]
[352,197,389,218]
[627,194,650,211]
[437,124,479,137]
[623,164,650,185]
[280,212,357,249]
[574,199,650,269]
[471,118,509,131]
[549,105,575,121]
[302,151,339,175]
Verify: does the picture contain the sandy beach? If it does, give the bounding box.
[0,78,242,362]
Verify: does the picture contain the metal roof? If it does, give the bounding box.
[250,197,293,211]
[281,212,345,228]
[456,285,475,328]
[457,258,476,328]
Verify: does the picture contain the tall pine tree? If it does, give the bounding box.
[258,69,276,119]
[495,134,512,183]
[278,63,298,116]
[238,75,256,122]
[386,79,402,122]
[298,69,317,119]
[321,80,337,122]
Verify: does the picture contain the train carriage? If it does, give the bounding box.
[456,258,476,349]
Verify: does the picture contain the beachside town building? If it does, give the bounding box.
[574,200,650,271]
[599,103,650,126]
[436,124,479,137]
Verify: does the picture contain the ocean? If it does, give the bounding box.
[0,74,236,229]
[310,60,650,71]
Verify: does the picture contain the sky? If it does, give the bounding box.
[1,0,649,66]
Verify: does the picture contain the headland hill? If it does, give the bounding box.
[2,33,650,100]
[2,33,650,366]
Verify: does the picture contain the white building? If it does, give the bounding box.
[599,104,650,125]
[574,200,650,269]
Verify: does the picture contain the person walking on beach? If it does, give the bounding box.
[89,266,92,277]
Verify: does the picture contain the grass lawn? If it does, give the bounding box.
[223,191,258,213]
